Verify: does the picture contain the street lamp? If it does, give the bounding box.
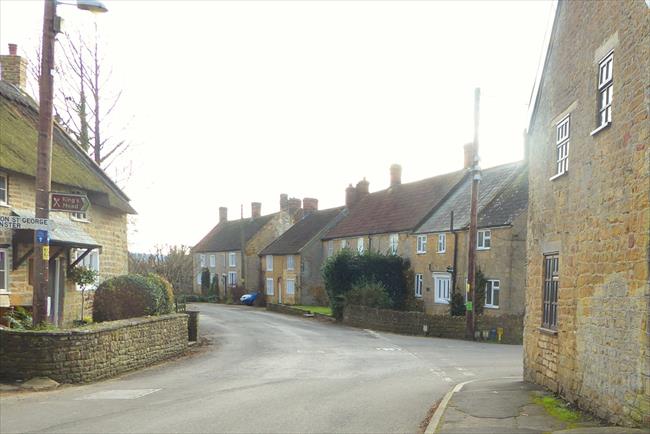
[32,0,107,326]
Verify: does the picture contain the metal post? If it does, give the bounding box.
[32,0,57,326]
[466,88,481,340]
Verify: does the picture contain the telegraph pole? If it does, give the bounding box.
[466,88,481,340]
[32,0,58,326]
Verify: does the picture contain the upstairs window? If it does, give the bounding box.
[485,279,500,308]
[228,252,237,267]
[555,115,570,177]
[414,273,423,298]
[70,190,89,222]
[266,255,273,271]
[389,234,398,254]
[596,51,613,130]
[286,255,294,271]
[437,233,446,253]
[542,254,559,330]
[199,254,206,267]
[477,230,491,250]
[416,235,427,254]
[0,173,7,205]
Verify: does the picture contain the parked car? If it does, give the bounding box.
[240,292,259,306]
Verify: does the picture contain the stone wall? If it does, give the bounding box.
[343,305,523,344]
[266,303,308,317]
[0,314,188,383]
[524,0,649,427]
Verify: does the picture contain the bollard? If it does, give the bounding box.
[187,310,199,342]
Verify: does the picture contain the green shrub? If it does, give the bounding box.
[3,306,32,330]
[146,273,176,314]
[344,279,390,309]
[450,291,466,316]
[93,274,167,322]
[322,249,412,320]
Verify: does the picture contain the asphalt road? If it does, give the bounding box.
[0,304,522,433]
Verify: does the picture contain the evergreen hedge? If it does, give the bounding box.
[93,274,173,322]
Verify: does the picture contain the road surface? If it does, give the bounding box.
[0,304,522,433]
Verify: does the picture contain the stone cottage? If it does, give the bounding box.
[413,161,528,317]
[0,46,135,326]
[260,203,346,306]
[191,198,296,296]
[322,163,467,261]
[524,0,649,427]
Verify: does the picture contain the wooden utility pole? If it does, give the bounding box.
[32,0,58,326]
[466,88,481,340]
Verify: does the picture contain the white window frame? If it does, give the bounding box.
[414,273,423,298]
[266,255,273,271]
[485,279,500,308]
[286,255,294,271]
[228,271,238,287]
[228,252,237,267]
[327,241,334,258]
[286,279,295,295]
[437,233,446,253]
[389,233,399,255]
[209,254,216,267]
[341,239,348,249]
[594,51,613,132]
[69,190,89,222]
[266,278,274,295]
[554,115,570,177]
[196,272,202,285]
[0,173,8,206]
[433,273,451,304]
[477,229,491,250]
[199,254,206,267]
[0,248,8,293]
[416,235,427,254]
[73,248,100,291]
[357,237,364,254]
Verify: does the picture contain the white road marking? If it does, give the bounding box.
[77,389,161,400]
[376,347,402,351]
[462,371,476,377]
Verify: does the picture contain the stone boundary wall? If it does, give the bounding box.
[0,314,188,384]
[343,305,523,344]
[266,303,309,317]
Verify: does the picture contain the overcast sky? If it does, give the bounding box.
[0,0,554,253]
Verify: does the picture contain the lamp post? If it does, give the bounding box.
[32,0,108,326]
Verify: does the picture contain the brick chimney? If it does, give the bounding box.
[0,43,28,90]
[390,164,402,187]
[463,142,477,169]
[356,178,369,199]
[219,207,228,223]
[345,184,357,208]
[303,198,318,215]
[288,197,301,215]
[251,202,261,218]
[280,194,289,212]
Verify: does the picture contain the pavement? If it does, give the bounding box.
[427,377,650,434]
[0,303,522,433]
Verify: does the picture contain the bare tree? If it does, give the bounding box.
[128,245,194,294]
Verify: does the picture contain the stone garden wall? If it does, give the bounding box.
[0,314,188,383]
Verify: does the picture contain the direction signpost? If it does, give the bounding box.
[50,192,90,213]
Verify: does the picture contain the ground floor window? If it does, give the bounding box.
[542,254,559,330]
[286,279,295,295]
[484,279,500,308]
[228,271,238,287]
[414,273,423,298]
[433,273,451,304]
[0,249,8,293]
[74,249,100,290]
[266,278,274,295]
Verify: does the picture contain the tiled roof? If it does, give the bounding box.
[0,81,135,214]
[192,213,277,253]
[415,161,527,234]
[323,169,467,240]
[260,207,345,255]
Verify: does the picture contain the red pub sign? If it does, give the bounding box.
[50,192,90,212]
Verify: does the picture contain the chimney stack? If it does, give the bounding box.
[303,198,318,215]
[0,43,28,90]
[390,164,402,187]
[251,202,261,218]
[219,207,228,223]
[463,142,477,169]
[345,184,357,208]
[356,178,369,198]
[280,193,289,212]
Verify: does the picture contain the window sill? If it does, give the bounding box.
[0,202,10,208]
[590,121,611,136]
[416,251,427,255]
[538,327,558,336]
[549,171,568,182]
[484,305,499,309]
[434,300,450,305]
[70,217,91,224]
[437,251,446,254]
[477,247,490,251]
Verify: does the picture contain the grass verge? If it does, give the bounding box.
[533,395,581,427]
[293,305,332,316]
